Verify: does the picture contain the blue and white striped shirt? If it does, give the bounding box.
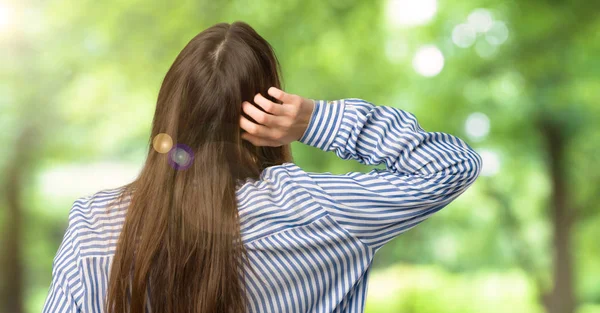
[43,98,482,313]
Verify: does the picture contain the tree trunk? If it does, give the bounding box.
[4,166,24,313]
[540,119,576,313]
[2,126,37,313]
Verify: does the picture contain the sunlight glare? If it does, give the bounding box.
[0,4,13,30]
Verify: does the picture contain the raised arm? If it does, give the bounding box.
[240,88,482,249]
[295,98,482,248]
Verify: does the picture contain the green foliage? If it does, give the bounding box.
[365,264,542,313]
[1,0,599,312]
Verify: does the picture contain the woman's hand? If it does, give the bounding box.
[239,87,315,147]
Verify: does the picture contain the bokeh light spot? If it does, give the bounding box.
[152,133,173,154]
[475,40,498,59]
[452,23,477,48]
[489,71,525,106]
[386,0,437,28]
[173,149,190,164]
[385,37,409,63]
[467,8,493,33]
[485,21,509,45]
[433,235,458,263]
[465,112,491,140]
[479,149,501,176]
[168,144,194,170]
[412,45,444,77]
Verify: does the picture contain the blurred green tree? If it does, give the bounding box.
[1,0,598,313]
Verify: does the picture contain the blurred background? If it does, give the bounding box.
[1,0,599,312]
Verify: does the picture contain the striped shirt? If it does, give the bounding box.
[43,98,482,313]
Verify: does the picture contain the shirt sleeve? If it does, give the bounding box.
[42,201,83,313]
[43,280,79,313]
[297,98,482,249]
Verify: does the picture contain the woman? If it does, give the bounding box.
[42,21,481,313]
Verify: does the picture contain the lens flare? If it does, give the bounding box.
[168,144,194,170]
[152,133,173,154]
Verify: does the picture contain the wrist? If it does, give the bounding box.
[297,99,317,143]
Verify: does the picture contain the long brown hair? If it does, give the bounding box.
[105,21,292,313]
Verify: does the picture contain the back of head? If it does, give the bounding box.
[153,21,291,176]
[106,21,291,313]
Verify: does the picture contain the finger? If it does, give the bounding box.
[241,132,282,147]
[239,115,271,138]
[267,87,299,104]
[253,93,284,116]
[242,101,275,126]
[243,101,291,128]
